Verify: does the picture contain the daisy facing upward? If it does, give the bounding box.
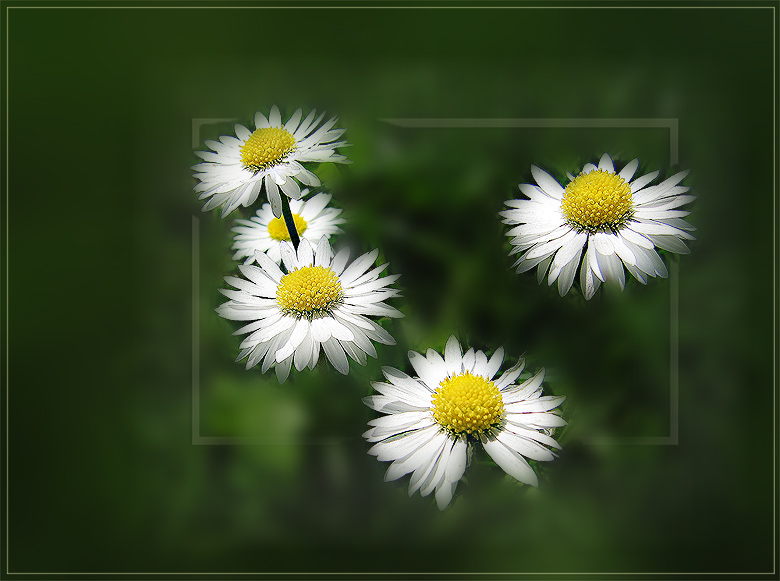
[193,106,349,218]
[501,154,695,299]
[217,238,403,382]
[364,336,566,510]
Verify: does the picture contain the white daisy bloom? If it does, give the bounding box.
[501,153,696,299]
[216,237,403,383]
[231,191,345,265]
[193,106,349,218]
[363,336,566,510]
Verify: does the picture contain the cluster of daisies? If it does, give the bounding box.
[192,107,694,509]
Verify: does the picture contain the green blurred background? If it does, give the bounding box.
[2,2,777,578]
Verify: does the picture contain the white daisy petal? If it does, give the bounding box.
[507,412,567,431]
[234,124,251,141]
[409,351,446,390]
[618,158,639,182]
[296,238,314,267]
[279,242,299,272]
[279,175,302,200]
[255,250,285,283]
[580,247,602,300]
[598,153,614,173]
[536,255,553,284]
[444,335,464,376]
[367,410,431,430]
[362,395,429,415]
[629,170,660,193]
[646,233,691,254]
[315,236,334,267]
[275,318,310,362]
[371,379,431,409]
[526,229,577,261]
[445,438,468,483]
[267,179,283,218]
[425,348,448,378]
[275,354,293,383]
[322,338,349,374]
[496,430,555,462]
[268,105,282,127]
[597,250,626,290]
[254,111,269,128]
[327,318,354,342]
[484,347,504,380]
[284,108,302,132]
[556,246,582,297]
[547,232,587,282]
[414,436,452,497]
[495,359,526,390]
[340,249,380,285]
[300,193,331,219]
[610,234,637,267]
[473,351,489,377]
[330,247,351,275]
[386,432,448,483]
[435,480,458,510]
[506,395,567,414]
[482,436,539,487]
[502,368,545,403]
[310,318,332,342]
[294,333,313,371]
[530,166,565,199]
[462,348,476,372]
[619,227,655,250]
[369,424,439,462]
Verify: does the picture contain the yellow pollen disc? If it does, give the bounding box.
[240,127,296,172]
[268,214,308,241]
[432,372,504,436]
[276,266,343,319]
[561,169,634,233]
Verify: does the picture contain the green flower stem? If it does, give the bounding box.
[280,195,301,251]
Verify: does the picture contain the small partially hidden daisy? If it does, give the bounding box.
[231,191,345,265]
[193,106,349,218]
[216,237,403,382]
[363,336,566,510]
[501,154,696,299]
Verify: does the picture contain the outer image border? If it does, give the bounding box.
[2,2,777,579]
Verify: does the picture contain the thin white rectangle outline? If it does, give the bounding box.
[190,117,679,446]
[4,3,775,578]
[381,117,680,446]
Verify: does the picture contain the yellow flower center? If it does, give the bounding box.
[561,169,634,233]
[432,372,504,436]
[240,127,296,172]
[276,266,343,319]
[267,214,308,241]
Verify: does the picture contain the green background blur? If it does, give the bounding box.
[2,2,777,578]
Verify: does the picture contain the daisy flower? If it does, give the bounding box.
[216,237,403,382]
[363,336,566,510]
[193,106,349,218]
[501,154,696,299]
[231,191,345,265]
